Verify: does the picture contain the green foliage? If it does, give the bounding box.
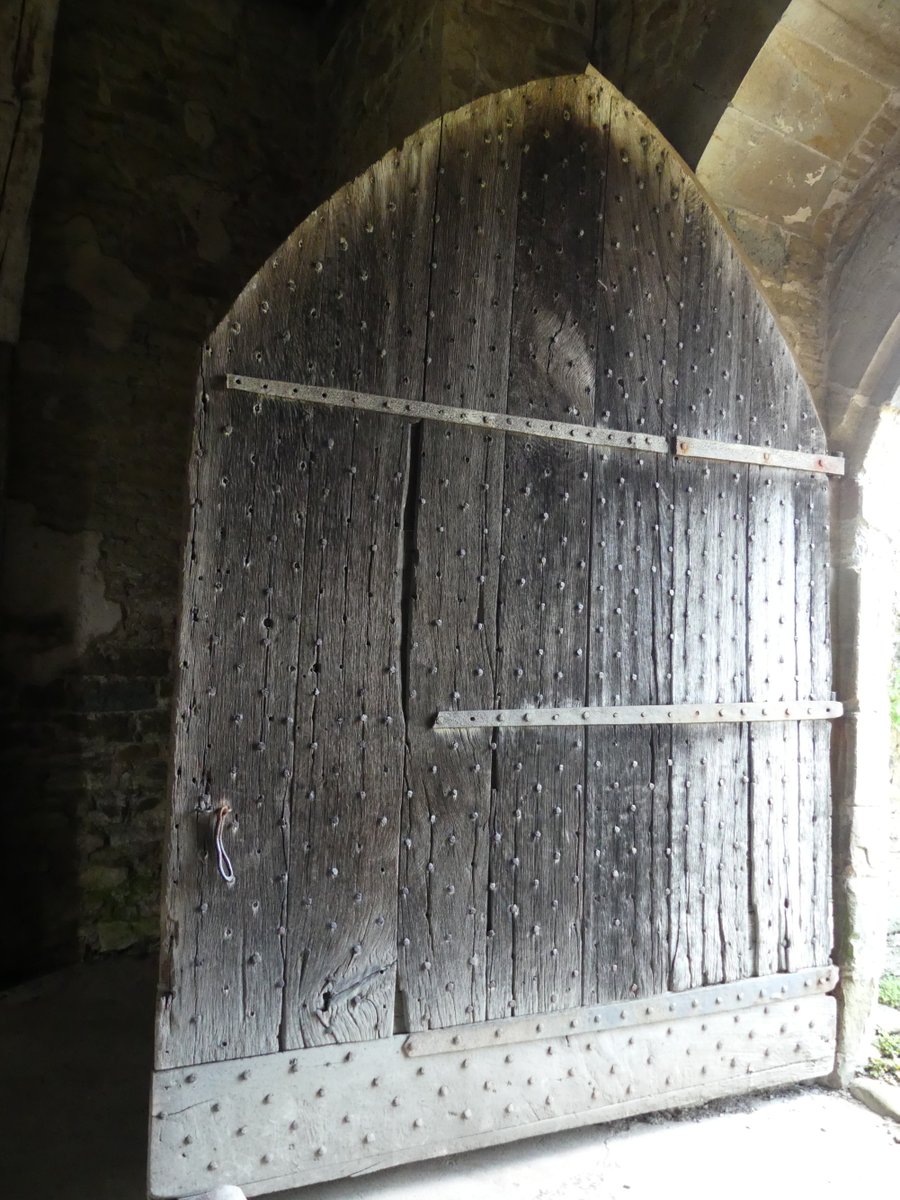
[880,974,900,1010]
[864,1030,900,1084]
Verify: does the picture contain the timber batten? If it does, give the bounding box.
[153,69,839,1198]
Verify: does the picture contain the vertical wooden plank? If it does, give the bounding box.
[183,231,324,1062]
[156,385,309,1066]
[157,373,226,1067]
[747,296,806,976]
[157,129,437,1065]
[809,470,834,962]
[584,96,682,1003]
[707,254,754,988]
[400,91,523,1031]
[284,406,409,1047]
[596,94,680,441]
[668,203,754,990]
[279,138,437,1047]
[585,727,673,1002]
[810,717,834,964]
[487,76,600,1019]
[793,469,834,967]
[793,472,816,970]
[672,448,753,984]
[584,446,674,1003]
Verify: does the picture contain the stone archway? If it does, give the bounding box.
[697,0,900,1082]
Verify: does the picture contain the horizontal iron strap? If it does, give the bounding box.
[433,699,843,729]
[401,964,838,1057]
[676,435,845,476]
[227,374,668,453]
[226,375,844,475]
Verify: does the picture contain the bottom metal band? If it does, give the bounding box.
[150,985,836,1198]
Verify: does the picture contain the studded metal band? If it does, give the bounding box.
[401,963,838,1057]
[433,699,842,730]
[226,374,669,454]
[675,435,844,476]
[226,374,844,475]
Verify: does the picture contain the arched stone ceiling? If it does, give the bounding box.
[316,1,793,192]
[697,0,900,447]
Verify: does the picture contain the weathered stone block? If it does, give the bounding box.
[833,803,890,878]
[849,1076,900,1122]
[95,917,158,954]
[80,864,128,892]
[723,207,790,281]
[833,873,889,978]
[68,677,159,714]
[731,24,889,164]
[781,0,900,88]
[699,107,840,233]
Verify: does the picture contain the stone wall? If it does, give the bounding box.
[320,0,785,197]
[1,0,60,512]
[697,0,900,406]
[317,0,594,194]
[594,0,790,166]
[0,0,321,981]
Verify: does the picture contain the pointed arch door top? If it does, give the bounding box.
[151,67,837,1200]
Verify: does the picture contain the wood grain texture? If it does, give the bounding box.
[585,94,682,1004]
[157,71,838,1096]
[398,90,523,1032]
[667,204,754,991]
[282,408,409,1048]
[745,294,813,977]
[798,472,834,963]
[157,130,436,1066]
[273,150,434,1049]
[156,384,309,1066]
[227,375,668,453]
[487,77,601,1020]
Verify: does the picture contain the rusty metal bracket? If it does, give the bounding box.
[675,435,844,476]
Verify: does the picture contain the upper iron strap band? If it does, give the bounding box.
[225,375,844,476]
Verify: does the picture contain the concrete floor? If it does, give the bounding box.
[2,957,897,1200]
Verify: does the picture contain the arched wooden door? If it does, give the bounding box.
[149,70,843,1199]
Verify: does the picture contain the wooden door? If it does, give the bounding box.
[149,70,842,1199]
